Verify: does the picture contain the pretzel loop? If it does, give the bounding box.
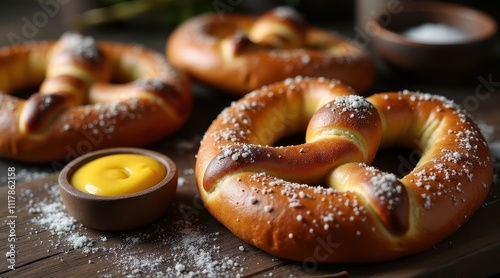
[203,95,382,192]
[0,32,191,162]
[247,6,307,49]
[195,77,493,263]
[167,6,375,95]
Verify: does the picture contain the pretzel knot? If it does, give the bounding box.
[0,33,191,162]
[167,6,375,96]
[195,77,493,263]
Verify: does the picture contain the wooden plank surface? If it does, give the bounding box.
[1,91,500,277]
[1,2,500,276]
[0,167,499,277]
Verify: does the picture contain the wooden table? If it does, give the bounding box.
[1,2,500,276]
[1,83,500,277]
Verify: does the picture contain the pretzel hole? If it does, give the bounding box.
[9,87,39,100]
[109,76,130,85]
[273,133,420,185]
[207,23,247,40]
[107,59,143,85]
[371,147,420,179]
[273,132,305,147]
[272,127,420,185]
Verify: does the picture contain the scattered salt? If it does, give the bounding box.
[175,263,186,273]
[301,55,311,64]
[31,201,77,235]
[264,205,273,212]
[178,177,187,187]
[67,233,94,249]
[184,168,194,175]
[60,32,100,60]
[249,196,258,204]
[25,184,246,277]
[0,168,50,184]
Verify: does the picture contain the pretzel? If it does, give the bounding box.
[0,33,191,162]
[167,6,374,96]
[195,76,493,263]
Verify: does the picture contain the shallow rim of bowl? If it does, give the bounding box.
[371,1,497,47]
[58,147,177,201]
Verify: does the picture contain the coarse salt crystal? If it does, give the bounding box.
[178,177,187,186]
[249,196,258,204]
[175,263,185,273]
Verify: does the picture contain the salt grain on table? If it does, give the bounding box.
[24,184,245,277]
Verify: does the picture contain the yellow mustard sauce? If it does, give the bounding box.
[71,154,166,196]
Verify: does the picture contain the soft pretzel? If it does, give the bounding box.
[0,33,191,162]
[195,76,493,263]
[167,6,374,96]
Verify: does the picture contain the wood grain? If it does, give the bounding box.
[1,138,499,277]
[1,88,500,277]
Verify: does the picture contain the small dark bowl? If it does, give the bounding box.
[58,147,178,231]
[371,1,497,79]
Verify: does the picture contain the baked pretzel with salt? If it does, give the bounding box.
[0,33,191,162]
[167,6,375,96]
[195,77,493,263]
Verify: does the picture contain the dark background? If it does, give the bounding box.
[0,0,499,182]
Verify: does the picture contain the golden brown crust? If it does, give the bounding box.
[195,77,493,263]
[0,33,191,162]
[166,7,375,96]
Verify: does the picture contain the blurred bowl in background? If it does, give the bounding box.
[371,1,497,80]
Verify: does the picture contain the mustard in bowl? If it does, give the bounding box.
[58,148,177,231]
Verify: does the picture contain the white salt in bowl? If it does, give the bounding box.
[371,1,496,79]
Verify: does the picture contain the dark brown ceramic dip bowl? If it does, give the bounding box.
[371,1,496,78]
[58,147,177,231]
